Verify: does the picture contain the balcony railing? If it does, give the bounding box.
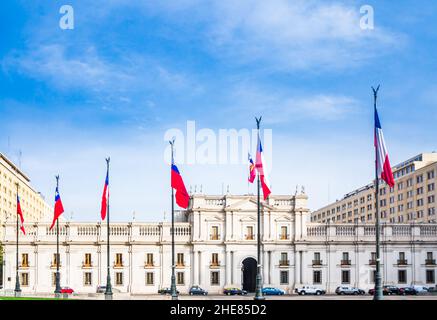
[369,259,376,266]
[144,262,154,267]
[20,263,30,268]
[425,259,436,265]
[312,260,322,266]
[245,235,255,240]
[114,262,124,268]
[279,260,289,266]
[176,262,185,267]
[82,262,93,268]
[279,235,289,240]
[340,260,351,266]
[397,259,408,265]
[210,235,220,240]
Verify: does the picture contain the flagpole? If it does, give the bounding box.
[14,183,21,298]
[54,175,62,298]
[104,157,113,300]
[372,85,383,301]
[254,117,265,300]
[169,138,178,300]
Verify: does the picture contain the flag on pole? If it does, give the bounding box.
[375,106,395,187]
[16,195,25,235]
[248,153,256,183]
[101,169,109,220]
[255,132,271,200]
[50,186,64,230]
[171,164,190,209]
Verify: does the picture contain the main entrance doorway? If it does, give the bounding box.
[242,257,257,292]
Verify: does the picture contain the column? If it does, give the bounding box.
[231,251,234,284]
[198,251,202,286]
[225,250,231,285]
[263,250,269,285]
[269,251,272,285]
[294,249,301,286]
[193,250,199,285]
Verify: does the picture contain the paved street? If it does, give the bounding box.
[6,293,436,300]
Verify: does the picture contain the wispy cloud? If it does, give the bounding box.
[228,85,361,123]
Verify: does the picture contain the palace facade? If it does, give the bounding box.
[2,192,437,295]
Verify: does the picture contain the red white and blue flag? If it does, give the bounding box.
[101,169,109,220]
[248,153,256,183]
[16,195,26,235]
[171,164,190,209]
[50,186,65,230]
[375,106,395,187]
[255,133,271,200]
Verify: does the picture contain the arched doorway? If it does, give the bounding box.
[241,257,257,292]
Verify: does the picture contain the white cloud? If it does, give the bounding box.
[205,0,404,70]
[228,85,361,123]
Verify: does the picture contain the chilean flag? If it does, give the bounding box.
[248,153,256,183]
[50,186,65,230]
[171,164,190,209]
[375,106,395,187]
[255,133,271,200]
[101,169,109,220]
[16,195,26,235]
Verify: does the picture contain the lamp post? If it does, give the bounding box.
[372,85,383,301]
[169,138,178,300]
[54,175,62,298]
[104,157,113,300]
[14,183,21,298]
[254,117,265,301]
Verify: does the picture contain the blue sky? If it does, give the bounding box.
[1,1,436,221]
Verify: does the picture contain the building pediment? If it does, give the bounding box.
[204,215,224,222]
[239,216,257,222]
[225,198,276,212]
[274,216,292,223]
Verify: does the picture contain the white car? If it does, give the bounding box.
[294,286,325,295]
[412,285,429,293]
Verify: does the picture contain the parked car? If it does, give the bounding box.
[96,286,121,293]
[262,287,285,295]
[368,287,390,295]
[383,285,401,295]
[189,286,208,295]
[158,287,180,295]
[223,287,247,295]
[399,286,418,295]
[60,287,74,294]
[335,286,365,295]
[294,286,325,295]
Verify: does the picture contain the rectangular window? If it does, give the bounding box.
[146,272,154,285]
[398,270,407,284]
[21,253,29,267]
[177,253,184,266]
[211,271,219,285]
[84,253,92,267]
[313,271,321,284]
[177,272,185,285]
[115,272,123,285]
[115,253,123,267]
[210,226,219,240]
[280,252,288,266]
[280,271,289,284]
[370,270,377,283]
[84,272,92,286]
[146,253,154,266]
[211,253,219,266]
[428,170,435,180]
[341,270,350,284]
[52,272,57,286]
[280,226,288,240]
[246,226,254,240]
[21,273,29,286]
[52,253,60,267]
[426,270,435,284]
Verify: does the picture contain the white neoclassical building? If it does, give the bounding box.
[1,193,437,295]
